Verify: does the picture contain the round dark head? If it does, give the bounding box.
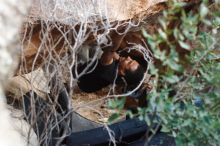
[123,65,145,86]
[118,56,145,85]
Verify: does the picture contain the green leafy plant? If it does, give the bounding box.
[107,1,220,145]
[107,97,126,123]
[141,1,220,145]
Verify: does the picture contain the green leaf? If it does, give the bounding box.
[172,131,177,137]
[149,63,158,75]
[158,28,167,40]
[107,97,126,110]
[142,29,153,40]
[178,41,190,50]
[161,125,170,133]
[200,4,209,18]
[108,113,120,123]
[159,18,167,30]
[144,115,151,126]
[174,28,184,41]
[213,17,220,27]
[164,74,180,84]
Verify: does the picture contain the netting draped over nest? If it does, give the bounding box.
[17,0,189,104]
[2,0,201,146]
[19,0,164,91]
[30,0,166,24]
[10,1,169,145]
